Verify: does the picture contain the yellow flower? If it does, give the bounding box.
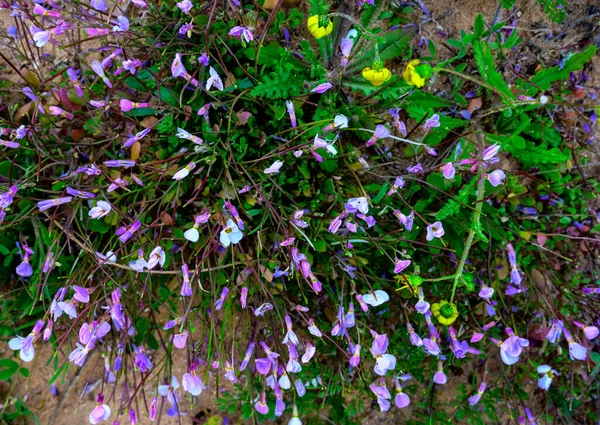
[403,59,426,88]
[362,67,392,87]
[431,300,459,326]
[307,15,333,39]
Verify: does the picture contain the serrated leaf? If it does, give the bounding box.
[251,66,304,99]
[473,41,514,101]
[522,45,596,95]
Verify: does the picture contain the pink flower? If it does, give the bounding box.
[88,400,111,424]
[393,258,411,273]
[311,82,332,93]
[172,331,187,349]
[442,162,455,179]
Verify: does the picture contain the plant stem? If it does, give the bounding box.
[450,175,485,303]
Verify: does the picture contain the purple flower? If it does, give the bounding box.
[171,53,187,78]
[442,162,455,179]
[479,286,494,299]
[311,82,333,93]
[215,287,230,311]
[366,125,390,147]
[176,0,193,14]
[16,260,33,277]
[407,163,423,173]
[426,221,445,241]
[38,197,72,212]
[482,144,500,162]
[133,345,153,372]
[90,0,108,11]
[469,382,486,405]
[172,331,187,349]
[198,52,209,66]
[500,328,529,365]
[286,100,297,128]
[546,319,564,343]
[229,26,254,43]
[182,370,203,396]
[393,258,411,274]
[488,169,506,186]
[424,114,440,129]
[433,369,447,385]
[88,403,111,424]
[254,392,269,415]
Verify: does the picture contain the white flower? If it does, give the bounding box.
[362,290,389,306]
[219,219,243,247]
[8,336,35,362]
[206,66,224,91]
[176,128,193,139]
[89,201,112,219]
[347,197,369,214]
[129,258,147,272]
[173,168,190,180]
[537,364,558,391]
[184,227,200,242]
[264,160,283,174]
[334,114,349,129]
[97,251,117,264]
[147,246,166,270]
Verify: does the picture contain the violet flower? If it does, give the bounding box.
[311,82,332,93]
[254,392,269,415]
[38,197,72,212]
[468,382,486,405]
[426,221,445,241]
[229,26,254,43]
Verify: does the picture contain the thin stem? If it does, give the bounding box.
[450,175,485,303]
[434,67,509,101]
[326,12,380,59]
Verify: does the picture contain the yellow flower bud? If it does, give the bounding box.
[362,67,392,87]
[307,15,333,39]
[403,59,426,88]
[431,300,459,326]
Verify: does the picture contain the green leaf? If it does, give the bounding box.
[251,66,304,99]
[0,359,19,370]
[473,14,485,37]
[313,240,327,253]
[343,77,412,101]
[472,40,514,101]
[0,367,16,381]
[522,45,597,95]
[18,367,30,378]
[87,218,110,234]
[372,183,389,205]
[346,29,413,73]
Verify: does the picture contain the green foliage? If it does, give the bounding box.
[473,40,514,101]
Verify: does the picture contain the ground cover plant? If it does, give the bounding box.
[0,0,598,424]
